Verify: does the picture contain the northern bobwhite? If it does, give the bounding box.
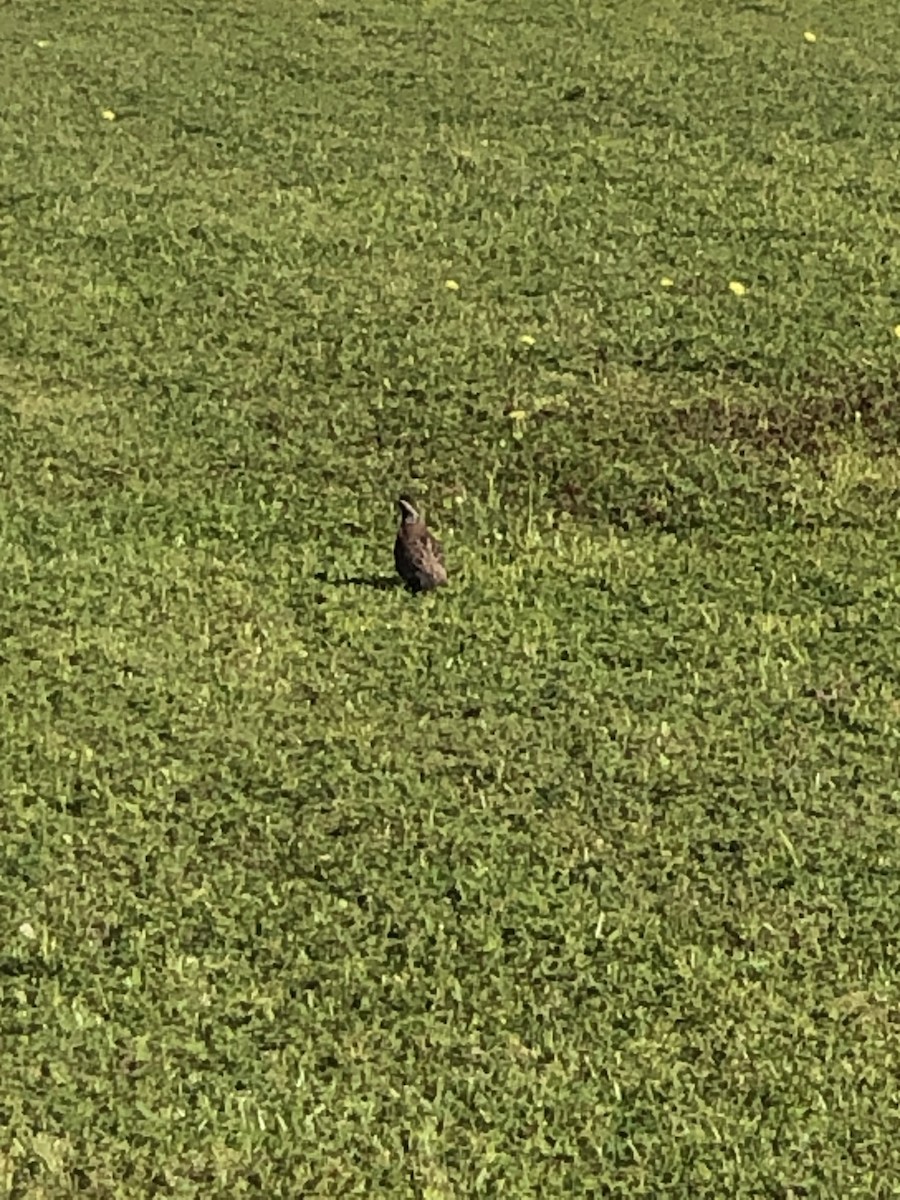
[394,495,448,593]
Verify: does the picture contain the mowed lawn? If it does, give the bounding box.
[2,0,900,1194]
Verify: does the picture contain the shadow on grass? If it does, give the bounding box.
[313,571,403,592]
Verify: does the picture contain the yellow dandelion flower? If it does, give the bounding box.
[660,277,675,288]
[728,280,747,296]
[445,279,460,291]
[101,109,117,121]
[508,409,527,421]
[519,334,536,346]
[894,324,900,339]
[803,30,817,43]
[35,39,50,48]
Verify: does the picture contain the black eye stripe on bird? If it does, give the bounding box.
[394,494,448,593]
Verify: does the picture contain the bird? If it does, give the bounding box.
[394,495,448,593]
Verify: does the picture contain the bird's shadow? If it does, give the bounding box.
[313,571,404,592]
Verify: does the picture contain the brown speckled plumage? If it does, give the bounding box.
[394,495,448,593]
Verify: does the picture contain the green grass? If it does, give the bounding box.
[2,0,900,1195]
